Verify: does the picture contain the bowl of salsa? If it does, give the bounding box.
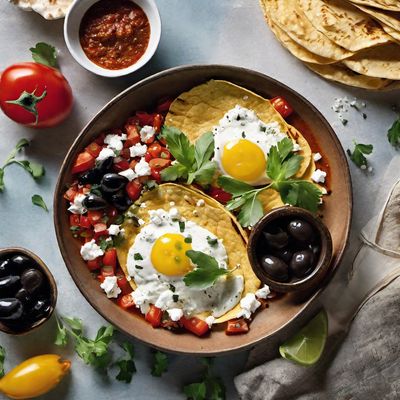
[64,0,161,77]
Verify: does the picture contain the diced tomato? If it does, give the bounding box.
[144,152,152,162]
[94,222,107,233]
[148,142,162,158]
[153,114,163,133]
[107,207,118,222]
[64,187,77,202]
[72,151,95,175]
[181,317,210,337]
[126,180,143,201]
[85,142,102,158]
[120,148,131,159]
[117,275,132,295]
[136,111,154,126]
[103,248,117,270]
[270,96,294,119]
[225,318,249,335]
[156,98,173,114]
[79,215,91,229]
[208,187,232,204]
[145,305,163,328]
[87,257,102,271]
[124,124,141,147]
[87,210,103,225]
[113,160,130,172]
[69,214,80,227]
[129,159,138,170]
[94,133,106,145]
[149,158,171,170]
[160,148,171,159]
[94,230,108,241]
[118,293,135,309]
[151,169,161,183]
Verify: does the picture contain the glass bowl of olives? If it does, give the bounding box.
[0,248,57,335]
[247,207,333,293]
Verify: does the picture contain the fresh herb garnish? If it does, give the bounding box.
[115,342,136,383]
[206,236,218,247]
[184,236,192,244]
[347,142,373,169]
[0,139,45,192]
[30,42,58,68]
[388,117,400,149]
[169,284,176,292]
[114,214,125,225]
[32,194,48,211]
[184,250,229,289]
[70,225,80,232]
[218,138,322,227]
[0,345,5,378]
[134,253,143,260]
[160,127,217,186]
[55,317,69,346]
[179,221,185,232]
[151,351,168,377]
[99,238,113,251]
[135,265,143,269]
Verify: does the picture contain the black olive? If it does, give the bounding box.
[97,157,114,174]
[263,230,289,250]
[78,168,102,185]
[275,248,293,264]
[111,191,133,211]
[287,220,315,243]
[29,298,51,320]
[0,259,19,277]
[82,194,108,211]
[0,275,21,296]
[21,269,44,295]
[15,288,32,305]
[260,255,290,282]
[10,254,32,271]
[290,250,314,278]
[101,173,128,194]
[0,298,23,320]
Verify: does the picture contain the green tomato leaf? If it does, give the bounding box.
[161,126,195,169]
[0,345,5,378]
[388,117,400,148]
[30,42,58,68]
[277,181,322,213]
[194,132,215,169]
[32,194,48,212]
[184,382,207,400]
[217,176,254,196]
[237,193,264,227]
[115,342,136,383]
[161,163,188,182]
[151,351,168,377]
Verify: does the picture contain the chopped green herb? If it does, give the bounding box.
[184,236,192,244]
[135,265,143,270]
[169,284,176,292]
[179,221,185,232]
[99,238,113,251]
[70,225,80,232]
[30,42,58,68]
[114,214,125,225]
[347,142,373,169]
[206,236,218,247]
[55,316,68,346]
[32,194,48,211]
[388,116,400,149]
[134,253,143,260]
[115,342,136,383]
[151,351,168,377]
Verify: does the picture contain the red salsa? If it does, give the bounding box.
[79,0,150,70]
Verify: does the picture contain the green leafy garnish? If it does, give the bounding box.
[388,117,400,148]
[151,351,168,377]
[134,253,143,260]
[55,317,69,346]
[0,345,5,378]
[347,142,373,169]
[184,250,229,289]
[32,194,48,211]
[115,342,136,383]
[30,42,58,68]
[184,382,207,400]
[160,127,217,186]
[218,138,322,227]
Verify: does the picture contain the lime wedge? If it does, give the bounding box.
[279,309,328,366]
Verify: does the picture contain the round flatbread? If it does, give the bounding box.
[298,0,392,52]
[381,24,400,43]
[9,0,72,19]
[354,3,400,32]
[348,0,400,12]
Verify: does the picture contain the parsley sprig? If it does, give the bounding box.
[388,116,400,149]
[218,138,322,227]
[115,342,136,383]
[347,141,373,169]
[160,127,217,186]
[151,350,168,377]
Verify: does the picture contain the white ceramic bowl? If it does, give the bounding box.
[64,0,161,77]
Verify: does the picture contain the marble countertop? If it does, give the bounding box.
[0,0,399,399]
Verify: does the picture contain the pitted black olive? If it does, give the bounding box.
[275,248,293,264]
[0,275,21,296]
[21,269,44,295]
[97,157,114,174]
[29,298,51,320]
[290,249,314,278]
[260,255,290,282]
[101,173,128,193]
[78,168,102,185]
[0,298,23,320]
[287,219,314,243]
[15,288,32,305]
[111,191,133,211]
[263,230,289,250]
[82,194,108,211]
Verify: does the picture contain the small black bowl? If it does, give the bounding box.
[247,207,332,293]
[0,247,57,335]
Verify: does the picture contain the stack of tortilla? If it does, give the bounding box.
[260,0,400,90]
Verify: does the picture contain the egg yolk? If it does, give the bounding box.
[221,139,266,182]
[151,233,193,276]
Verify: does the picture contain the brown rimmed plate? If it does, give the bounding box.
[54,65,352,355]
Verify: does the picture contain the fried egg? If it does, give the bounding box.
[126,208,244,319]
[213,105,289,185]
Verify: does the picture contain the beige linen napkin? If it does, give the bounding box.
[235,177,400,399]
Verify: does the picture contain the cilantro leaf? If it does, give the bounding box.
[151,351,168,377]
[266,145,282,180]
[184,382,207,400]
[194,131,214,169]
[277,138,294,161]
[62,316,83,334]
[161,126,195,168]
[32,194,48,211]
[282,155,303,179]
[188,160,217,185]
[277,181,322,213]
[388,117,400,148]
[237,192,264,227]
[30,42,58,68]
[115,342,136,383]
[184,250,229,289]
[208,377,225,400]
[347,142,373,168]
[217,176,254,196]
[161,163,188,181]
[55,317,68,346]
[0,345,5,378]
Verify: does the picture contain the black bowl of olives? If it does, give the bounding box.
[0,248,57,335]
[248,207,333,293]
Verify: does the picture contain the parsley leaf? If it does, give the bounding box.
[217,176,253,196]
[184,250,229,289]
[194,132,215,169]
[30,42,58,68]
[55,317,68,346]
[184,382,207,400]
[237,192,264,227]
[276,181,322,213]
[62,316,83,334]
[208,377,225,400]
[347,142,373,169]
[151,351,168,377]
[161,163,188,181]
[115,342,136,383]
[162,126,195,168]
[0,345,5,378]
[32,194,48,211]
[388,117,400,148]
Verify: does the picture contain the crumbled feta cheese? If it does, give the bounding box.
[292,143,301,152]
[100,276,121,299]
[167,308,183,322]
[68,194,87,215]
[169,207,180,220]
[120,134,127,140]
[155,290,174,310]
[311,169,327,184]
[149,209,164,226]
[196,199,205,207]
[205,316,215,327]
[80,239,104,261]
[140,202,147,208]
[236,293,261,319]
[134,158,151,176]
[138,218,145,226]
[104,134,124,151]
[108,224,121,236]
[130,143,147,157]
[255,285,271,299]
[97,147,116,161]
[140,125,156,142]
[313,152,322,162]
[118,168,137,181]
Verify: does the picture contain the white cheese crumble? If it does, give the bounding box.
[130,143,147,157]
[167,308,183,322]
[97,147,116,161]
[104,134,124,151]
[100,276,121,299]
[313,152,322,162]
[155,290,174,310]
[140,125,156,142]
[236,293,261,319]
[169,207,180,220]
[118,168,137,181]
[138,218,145,226]
[255,285,271,299]
[68,194,87,215]
[196,199,205,207]
[108,224,123,236]
[292,143,301,152]
[80,239,104,261]
[134,158,151,177]
[205,316,215,328]
[311,169,327,184]
[149,209,164,226]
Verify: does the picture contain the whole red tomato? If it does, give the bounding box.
[0,62,73,128]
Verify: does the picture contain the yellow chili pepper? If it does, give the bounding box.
[0,354,71,399]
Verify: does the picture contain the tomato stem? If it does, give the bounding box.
[6,87,47,124]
